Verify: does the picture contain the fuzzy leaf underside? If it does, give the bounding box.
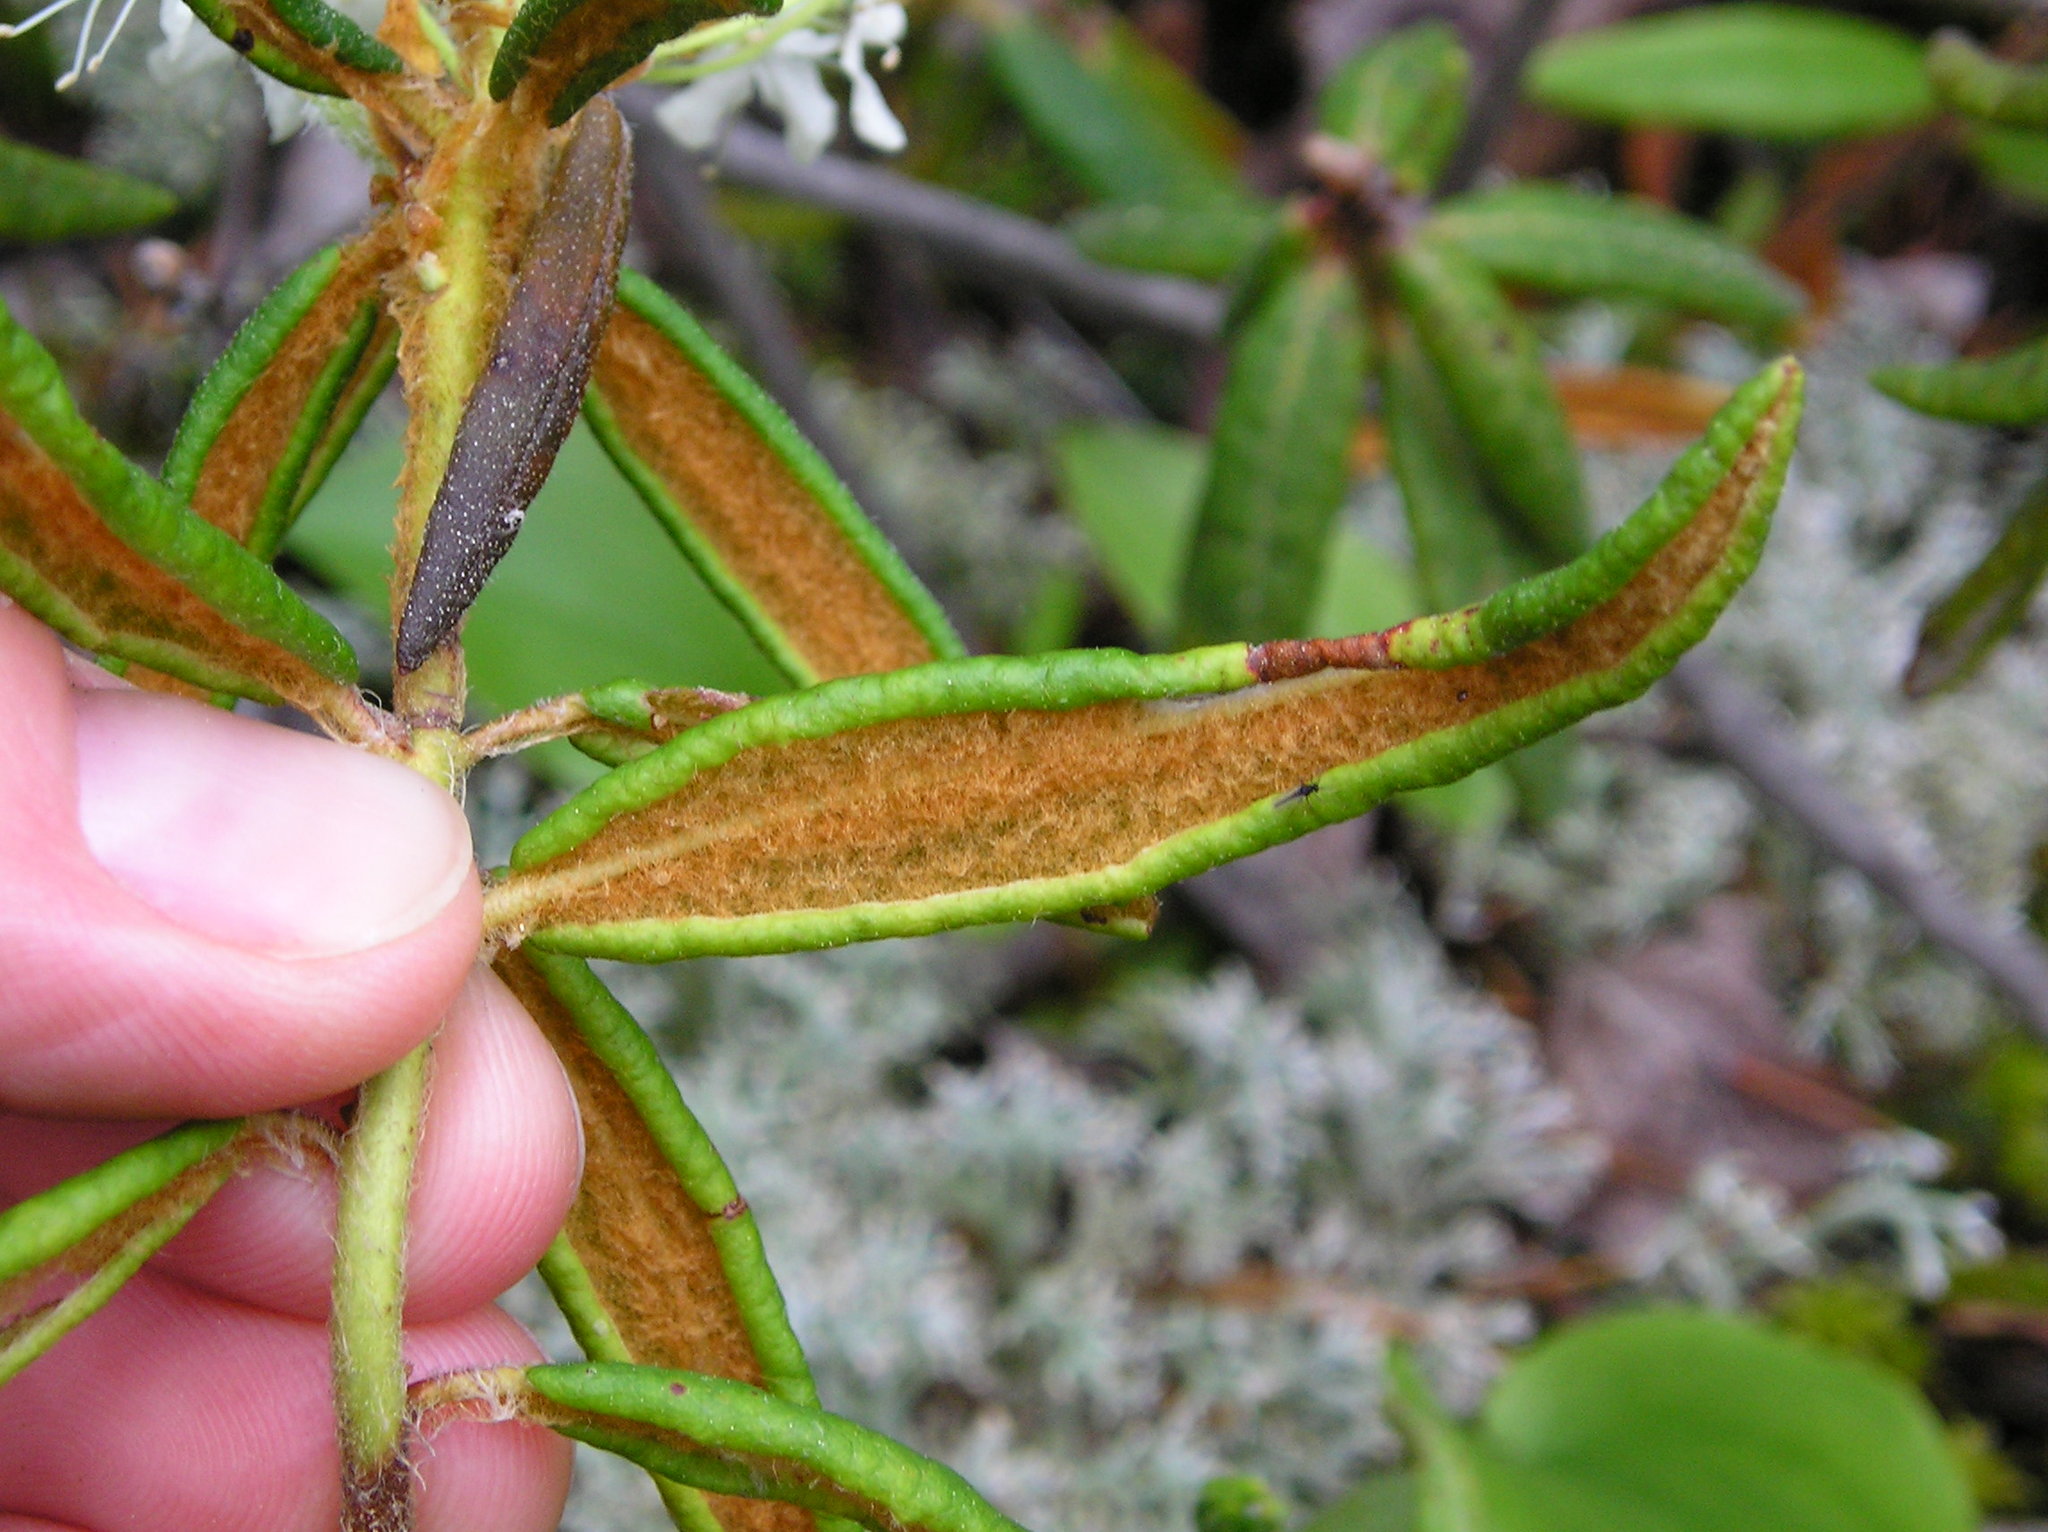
[588,273,963,684]
[1527,3,1934,142]
[1429,183,1804,335]
[1871,335,2048,426]
[1389,234,1589,564]
[1904,472,2048,696]
[1063,201,1277,282]
[1316,21,1469,195]
[981,13,1245,211]
[0,1119,248,1386]
[463,1364,1032,1532]
[179,0,403,96]
[165,231,400,560]
[1928,30,2048,133]
[489,0,770,123]
[0,299,358,705]
[1178,249,1369,644]
[0,141,177,244]
[484,361,1800,960]
[498,952,817,1532]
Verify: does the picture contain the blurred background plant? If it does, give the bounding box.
[12,0,2048,1523]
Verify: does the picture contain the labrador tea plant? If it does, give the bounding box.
[0,0,1804,1526]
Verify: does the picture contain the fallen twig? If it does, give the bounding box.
[1436,0,1569,196]
[1669,653,2048,1036]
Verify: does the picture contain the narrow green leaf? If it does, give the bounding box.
[481,1363,1033,1532]
[1904,471,2048,696]
[1872,334,2048,426]
[537,1238,736,1532]
[1378,317,1552,830]
[1316,21,1469,195]
[1388,233,1588,564]
[164,232,399,560]
[0,139,176,244]
[499,952,816,1404]
[1064,200,1277,282]
[982,12,1245,210]
[483,361,1800,961]
[0,1119,242,1289]
[1428,183,1803,336]
[1091,9,1245,172]
[553,678,752,768]
[1178,249,1369,643]
[1928,29,2048,133]
[0,296,360,707]
[1,1200,205,1387]
[499,952,822,1532]
[1528,4,1935,142]
[588,271,963,684]
[177,0,403,95]
[0,1119,248,1388]
[1378,317,1537,609]
[489,0,769,124]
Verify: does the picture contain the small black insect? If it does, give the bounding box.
[228,27,254,50]
[1278,781,1321,806]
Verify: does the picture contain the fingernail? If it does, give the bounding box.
[73,694,475,958]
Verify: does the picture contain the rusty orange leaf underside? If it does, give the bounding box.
[495,385,1783,940]
[190,229,401,547]
[592,306,946,680]
[493,955,813,1532]
[0,424,348,705]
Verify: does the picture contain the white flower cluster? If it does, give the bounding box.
[652,0,908,162]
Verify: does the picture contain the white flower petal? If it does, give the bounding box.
[845,66,905,152]
[655,66,758,149]
[851,2,905,49]
[149,0,226,78]
[771,26,838,59]
[255,74,311,140]
[154,0,190,45]
[758,53,838,160]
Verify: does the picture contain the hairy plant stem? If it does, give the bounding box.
[330,693,471,1532]
[329,109,499,1513]
[331,1042,435,1531]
